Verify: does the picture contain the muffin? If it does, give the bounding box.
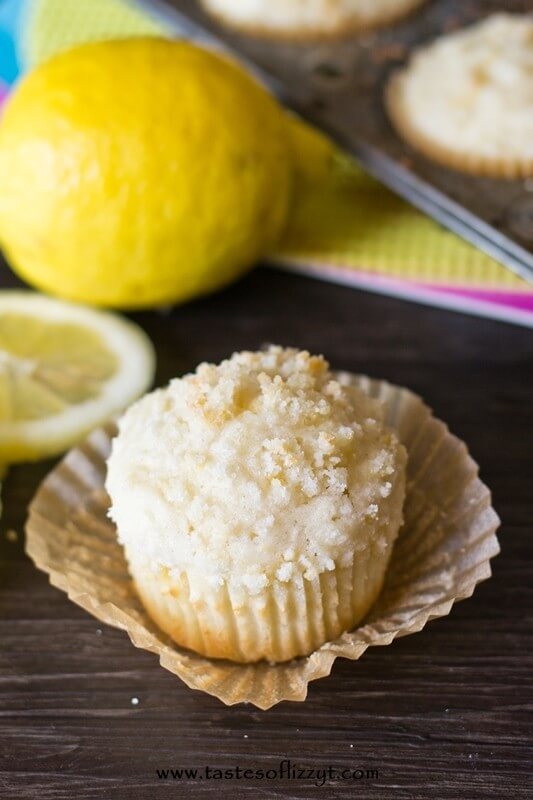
[200,0,426,40]
[106,347,406,663]
[386,14,533,178]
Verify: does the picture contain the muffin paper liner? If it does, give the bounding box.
[25,375,500,709]
[128,532,396,663]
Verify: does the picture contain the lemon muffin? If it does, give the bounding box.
[200,0,426,40]
[386,14,533,178]
[106,347,406,663]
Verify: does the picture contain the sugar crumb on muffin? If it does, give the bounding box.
[386,13,533,178]
[106,346,406,662]
[200,0,426,40]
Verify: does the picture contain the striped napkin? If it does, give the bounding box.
[1,0,532,327]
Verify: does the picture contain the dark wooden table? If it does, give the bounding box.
[0,258,531,799]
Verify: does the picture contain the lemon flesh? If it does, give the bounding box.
[0,292,155,461]
[0,38,292,309]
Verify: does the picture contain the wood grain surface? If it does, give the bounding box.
[0,260,531,799]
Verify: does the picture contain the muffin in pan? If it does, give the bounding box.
[106,346,407,663]
[199,0,426,40]
[386,13,533,179]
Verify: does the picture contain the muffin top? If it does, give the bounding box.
[201,0,426,36]
[106,347,406,595]
[388,14,533,163]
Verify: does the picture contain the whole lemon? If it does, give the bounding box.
[0,38,292,308]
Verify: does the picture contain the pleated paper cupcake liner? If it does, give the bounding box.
[127,536,395,664]
[25,374,500,709]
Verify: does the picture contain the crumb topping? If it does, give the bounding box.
[202,0,425,35]
[106,346,406,595]
[392,14,533,160]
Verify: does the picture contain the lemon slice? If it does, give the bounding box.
[0,291,155,461]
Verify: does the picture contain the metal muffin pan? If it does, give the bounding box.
[146,0,533,280]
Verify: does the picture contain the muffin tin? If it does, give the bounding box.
[144,0,533,282]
